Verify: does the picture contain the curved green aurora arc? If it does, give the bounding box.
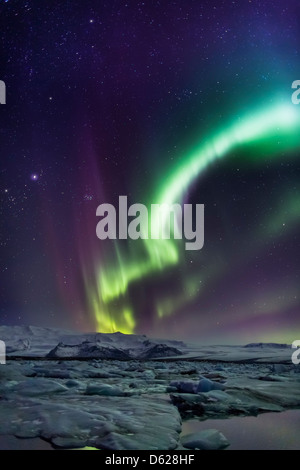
[88,101,300,334]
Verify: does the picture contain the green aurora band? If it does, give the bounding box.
[86,101,300,333]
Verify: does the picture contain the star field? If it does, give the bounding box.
[0,0,300,343]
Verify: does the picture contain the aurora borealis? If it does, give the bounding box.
[1,0,300,343]
[90,103,300,336]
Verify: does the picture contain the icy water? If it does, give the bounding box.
[182,409,300,450]
[0,409,299,450]
[0,435,54,450]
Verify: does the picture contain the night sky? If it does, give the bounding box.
[1,0,300,343]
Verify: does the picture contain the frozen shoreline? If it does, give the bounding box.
[0,326,299,450]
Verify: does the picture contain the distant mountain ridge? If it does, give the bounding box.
[244,343,289,349]
[0,325,184,359]
[0,325,294,363]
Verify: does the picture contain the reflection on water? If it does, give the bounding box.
[1,410,299,450]
[182,409,300,450]
[0,436,98,450]
[0,435,53,450]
